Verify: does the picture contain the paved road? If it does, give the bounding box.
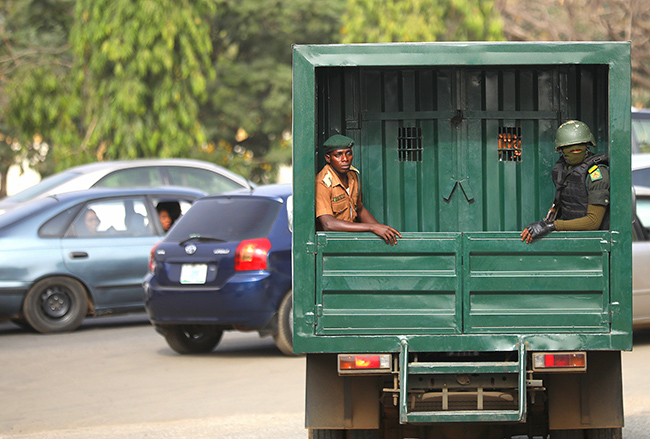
[1,315,649,438]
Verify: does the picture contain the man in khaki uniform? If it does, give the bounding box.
[315,134,401,245]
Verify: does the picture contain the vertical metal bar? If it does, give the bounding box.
[518,340,528,422]
[399,339,410,423]
[442,387,449,410]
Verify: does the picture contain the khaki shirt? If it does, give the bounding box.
[315,164,363,222]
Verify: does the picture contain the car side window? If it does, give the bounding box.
[68,198,154,238]
[167,166,243,194]
[93,167,164,188]
[39,205,84,238]
[151,197,194,232]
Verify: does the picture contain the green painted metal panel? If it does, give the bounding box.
[292,42,632,355]
[463,232,610,333]
[315,233,462,334]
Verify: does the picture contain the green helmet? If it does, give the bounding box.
[554,120,596,151]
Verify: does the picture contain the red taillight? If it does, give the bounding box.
[532,352,587,371]
[338,354,392,374]
[235,238,271,271]
[149,241,161,272]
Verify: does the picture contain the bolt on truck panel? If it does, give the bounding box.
[292,42,631,438]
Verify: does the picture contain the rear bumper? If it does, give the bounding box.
[143,271,290,328]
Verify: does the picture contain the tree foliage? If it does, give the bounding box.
[342,0,503,43]
[495,0,650,107]
[199,0,345,183]
[1,0,346,189]
[0,0,74,196]
[64,0,216,168]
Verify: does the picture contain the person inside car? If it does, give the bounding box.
[156,201,181,232]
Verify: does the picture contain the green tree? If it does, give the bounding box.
[61,0,216,169]
[198,0,346,183]
[495,0,650,107]
[342,0,504,43]
[0,0,74,197]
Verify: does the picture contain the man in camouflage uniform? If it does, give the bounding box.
[522,120,610,243]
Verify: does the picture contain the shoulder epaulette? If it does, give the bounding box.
[322,171,333,188]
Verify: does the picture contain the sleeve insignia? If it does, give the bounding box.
[322,172,332,188]
[588,166,602,181]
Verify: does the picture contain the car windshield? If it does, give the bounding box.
[1,171,80,203]
[166,196,282,243]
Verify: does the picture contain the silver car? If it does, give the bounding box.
[634,185,650,328]
[0,158,252,214]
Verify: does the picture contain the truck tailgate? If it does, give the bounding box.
[315,231,610,336]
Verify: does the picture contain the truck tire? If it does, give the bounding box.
[587,428,622,439]
[347,430,379,439]
[551,430,585,439]
[309,429,344,439]
[273,290,296,356]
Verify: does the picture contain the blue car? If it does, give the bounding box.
[143,184,293,355]
[0,187,205,333]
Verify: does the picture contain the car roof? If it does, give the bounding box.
[632,154,650,170]
[214,183,292,199]
[633,107,650,119]
[50,186,207,202]
[54,158,251,185]
[0,186,206,229]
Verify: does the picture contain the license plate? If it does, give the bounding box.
[180,264,208,284]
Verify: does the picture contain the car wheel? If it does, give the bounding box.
[23,276,88,333]
[273,290,296,356]
[163,325,223,354]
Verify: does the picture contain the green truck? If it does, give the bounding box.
[291,42,632,439]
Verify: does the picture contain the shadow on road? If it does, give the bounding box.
[0,312,151,335]
[633,327,650,346]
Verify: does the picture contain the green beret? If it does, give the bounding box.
[323,134,354,154]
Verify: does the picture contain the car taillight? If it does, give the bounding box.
[235,238,271,271]
[532,352,587,372]
[149,241,162,272]
[338,354,392,374]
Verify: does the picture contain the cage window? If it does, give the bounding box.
[498,126,522,162]
[398,126,423,162]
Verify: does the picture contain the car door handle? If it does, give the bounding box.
[69,251,89,259]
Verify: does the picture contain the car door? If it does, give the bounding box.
[61,196,159,311]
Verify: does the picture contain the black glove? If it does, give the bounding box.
[525,220,555,240]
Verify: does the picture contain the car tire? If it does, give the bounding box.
[273,290,296,356]
[23,276,88,333]
[163,325,223,354]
